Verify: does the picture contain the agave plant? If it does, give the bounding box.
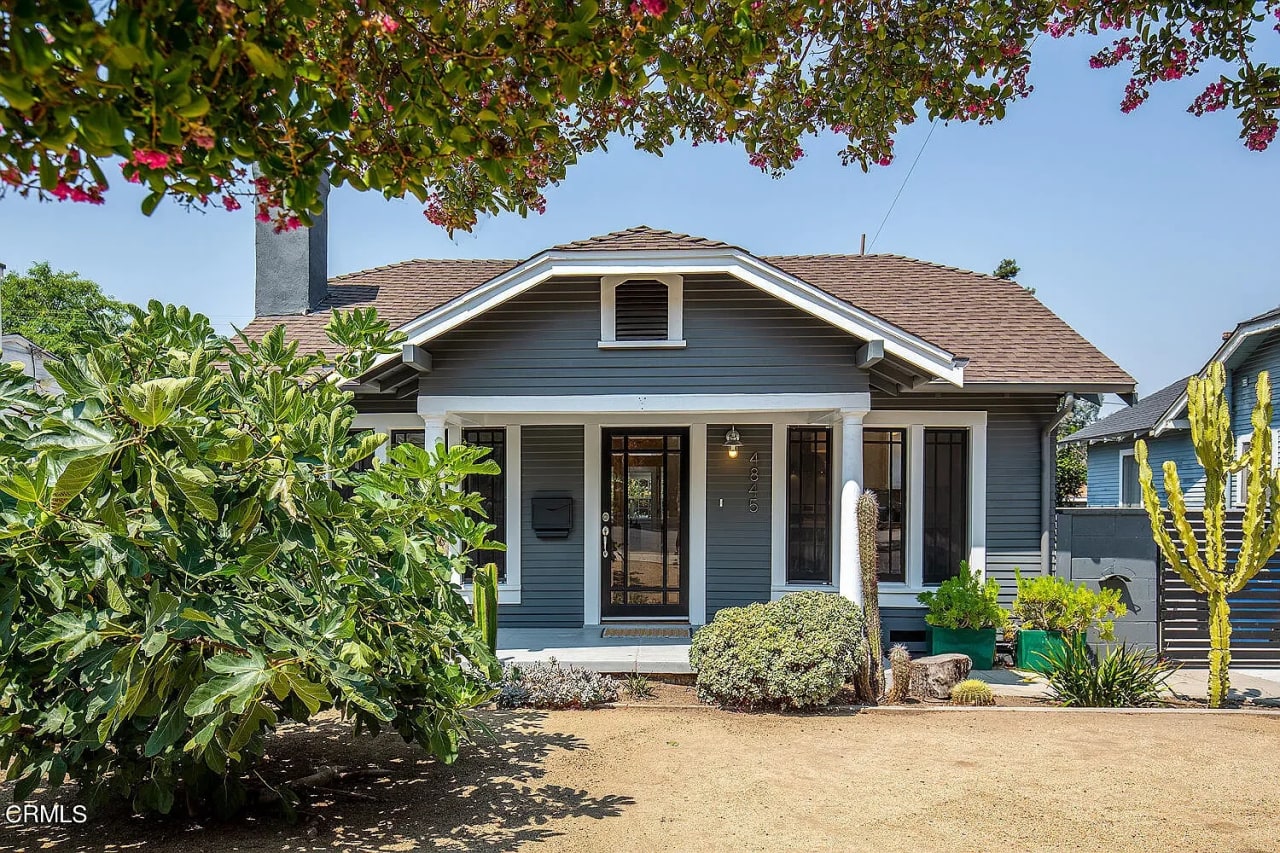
[1042,642,1176,708]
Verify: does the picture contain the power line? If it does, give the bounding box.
[868,117,939,253]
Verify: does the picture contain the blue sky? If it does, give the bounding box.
[1,34,1276,411]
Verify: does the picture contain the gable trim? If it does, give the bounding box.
[1153,314,1280,435]
[347,248,964,386]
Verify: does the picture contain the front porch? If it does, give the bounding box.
[498,626,694,674]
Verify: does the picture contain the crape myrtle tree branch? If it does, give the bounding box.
[1,0,1277,233]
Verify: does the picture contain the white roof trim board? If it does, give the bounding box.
[348,248,965,387]
[1152,312,1280,436]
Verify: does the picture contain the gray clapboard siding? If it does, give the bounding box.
[705,424,773,616]
[418,274,871,396]
[499,426,585,627]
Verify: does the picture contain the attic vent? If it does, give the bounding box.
[614,280,669,341]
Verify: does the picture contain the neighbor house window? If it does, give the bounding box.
[462,428,507,582]
[863,428,907,583]
[599,274,684,347]
[1119,449,1141,507]
[786,427,832,583]
[922,428,969,584]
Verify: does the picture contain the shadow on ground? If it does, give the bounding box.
[1,711,632,853]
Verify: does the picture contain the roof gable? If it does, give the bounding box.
[1153,307,1280,435]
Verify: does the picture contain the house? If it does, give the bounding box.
[1066,304,1280,509]
[1059,305,1280,665]
[242,210,1135,650]
[1,333,60,394]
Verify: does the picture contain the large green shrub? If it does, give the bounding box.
[0,303,502,816]
[1012,570,1127,639]
[689,591,866,710]
[917,562,1009,631]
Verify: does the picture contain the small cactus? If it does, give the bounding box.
[950,678,996,707]
[885,643,911,703]
[473,561,499,655]
[858,490,885,701]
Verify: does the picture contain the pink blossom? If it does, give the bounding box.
[1246,122,1277,152]
[222,194,242,212]
[630,0,667,16]
[1046,19,1070,38]
[876,156,893,167]
[372,12,399,33]
[132,149,171,170]
[1191,21,1205,36]
[191,130,216,150]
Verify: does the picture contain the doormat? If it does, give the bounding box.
[601,626,692,639]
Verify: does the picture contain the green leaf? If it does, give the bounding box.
[51,453,109,511]
[170,467,219,521]
[144,703,188,757]
[243,43,285,77]
[0,466,40,503]
[106,578,132,614]
[121,377,196,428]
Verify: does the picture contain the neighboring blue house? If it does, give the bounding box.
[1067,304,1280,509]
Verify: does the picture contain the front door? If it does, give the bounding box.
[602,429,689,619]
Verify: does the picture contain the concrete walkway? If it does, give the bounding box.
[1167,668,1280,706]
[498,627,693,674]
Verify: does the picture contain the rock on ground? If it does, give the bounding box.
[907,653,972,700]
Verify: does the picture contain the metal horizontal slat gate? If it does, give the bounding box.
[1160,510,1280,666]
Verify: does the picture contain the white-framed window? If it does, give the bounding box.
[1119,448,1141,507]
[447,422,523,605]
[861,411,987,603]
[599,274,685,349]
[1234,431,1279,508]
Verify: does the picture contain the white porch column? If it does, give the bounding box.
[838,410,865,606]
[421,413,447,452]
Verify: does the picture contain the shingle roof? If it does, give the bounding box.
[553,225,735,252]
[765,254,1134,385]
[1062,377,1190,444]
[242,258,516,354]
[240,229,1134,389]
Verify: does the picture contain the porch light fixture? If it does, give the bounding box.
[723,426,742,459]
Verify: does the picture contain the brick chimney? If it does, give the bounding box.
[254,174,329,316]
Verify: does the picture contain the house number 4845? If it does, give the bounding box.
[747,451,760,513]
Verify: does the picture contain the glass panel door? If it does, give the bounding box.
[602,429,688,618]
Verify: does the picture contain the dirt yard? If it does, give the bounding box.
[4,704,1278,853]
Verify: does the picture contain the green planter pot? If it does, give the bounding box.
[927,626,997,669]
[1016,629,1077,673]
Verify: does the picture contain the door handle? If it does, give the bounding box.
[601,525,609,558]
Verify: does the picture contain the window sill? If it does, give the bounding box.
[597,340,687,350]
[770,583,835,599]
[460,585,521,605]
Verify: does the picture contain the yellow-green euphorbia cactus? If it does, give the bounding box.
[1136,362,1280,707]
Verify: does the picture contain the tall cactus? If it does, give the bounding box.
[1136,363,1280,707]
[858,490,885,701]
[472,561,500,656]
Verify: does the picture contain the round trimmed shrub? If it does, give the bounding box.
[689,591,867,709]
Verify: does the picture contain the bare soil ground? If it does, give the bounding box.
[4,707,1278,853]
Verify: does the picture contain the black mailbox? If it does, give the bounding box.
[531,494,573,538]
